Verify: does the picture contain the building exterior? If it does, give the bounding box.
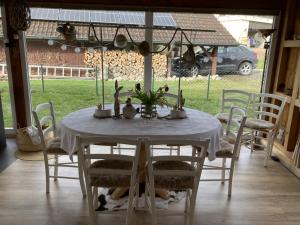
[0,10,237,70]
[216,15,273,47]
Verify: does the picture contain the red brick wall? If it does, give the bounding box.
[0,40,85,66]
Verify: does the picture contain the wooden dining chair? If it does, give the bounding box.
[144,138,210,225]
[77,135,141,225]
[222,106,246,159]
[201,106,247,197]
[245,93,286,167]
[32,101,86,196]
[215,89,252,124]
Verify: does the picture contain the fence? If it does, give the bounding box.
[0,63,95,79]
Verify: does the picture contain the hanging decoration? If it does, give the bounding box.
[56,23,77,42]
[9,0,31,31]
[114,34,128,48]
[183,45,196,64]
[138,41,151,56]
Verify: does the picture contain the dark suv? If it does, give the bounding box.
[172,45,258,76]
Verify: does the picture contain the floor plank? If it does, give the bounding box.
[0,147,300,225]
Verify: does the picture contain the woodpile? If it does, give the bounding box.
[84,50,167,80]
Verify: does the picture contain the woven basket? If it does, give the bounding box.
[16,127,43,152]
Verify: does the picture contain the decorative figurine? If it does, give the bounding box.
[122,98,137,119]
[114,80,123,118]
[170,89,187,119]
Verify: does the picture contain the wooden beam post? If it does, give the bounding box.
[2,2,31,128]
[211,46,218,76]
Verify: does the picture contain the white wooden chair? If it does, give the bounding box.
[144,138,210,225]
[223,106,246,159]
[245,93,286,167]
[77,135,141,225]
[216,89,252,124]
[32,102,86,196]
[201,106,247,197]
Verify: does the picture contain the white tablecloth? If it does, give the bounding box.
[60,106,223,160]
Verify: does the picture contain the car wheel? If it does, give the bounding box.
[238,62,253,75]
[190,65,199,76]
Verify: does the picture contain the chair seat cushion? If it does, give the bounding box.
[90,160,132,187]
[245,118,274,131]
[46,137,68,154]
[215,112,230,123]
[153,161,195,190]
[223,132,236,144]
[215,139,234,157]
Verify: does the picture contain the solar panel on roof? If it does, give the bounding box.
[29,8,177,27]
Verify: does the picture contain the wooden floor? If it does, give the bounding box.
[1,147,300,225]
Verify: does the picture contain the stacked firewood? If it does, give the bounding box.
[84,50,167,80]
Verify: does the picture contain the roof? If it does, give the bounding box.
[0,10,238,46]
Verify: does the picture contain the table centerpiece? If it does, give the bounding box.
[131,83,169,118]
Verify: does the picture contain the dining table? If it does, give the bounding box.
[59,105,223,199]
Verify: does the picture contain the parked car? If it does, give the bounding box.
[172,45,258,76]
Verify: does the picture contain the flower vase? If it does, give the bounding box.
[141,104,157,118]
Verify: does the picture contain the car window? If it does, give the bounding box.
[218,47,226,54]
[227,47,241,54]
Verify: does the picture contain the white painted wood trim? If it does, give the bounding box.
[1,6,17,131]
[144,12,153,92]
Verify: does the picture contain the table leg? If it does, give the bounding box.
[111,142,169,200]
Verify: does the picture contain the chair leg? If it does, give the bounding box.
[228,158,235,198]
[87,185,97,225]
[78,160,86,197]
[135,178,140,209]
[177,146,180,156]
[148,177,157,225]
[236,140,242,160]
[169,146,173,156]
[126,182,136,225]
[264,131,273,167]
[44,153,50,194]
[185,189,191,213]
[221,158,226,184]
[93,187,99,209]
[251,130,255,153]
[54,155,58,181]
[187,189,197,225]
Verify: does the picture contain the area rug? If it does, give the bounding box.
[96,188,186,211]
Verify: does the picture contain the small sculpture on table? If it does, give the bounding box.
[114,80,123,118]
[170,90,187,119]
[122,98,138,119]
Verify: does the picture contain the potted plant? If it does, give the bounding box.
[131,83,169,118]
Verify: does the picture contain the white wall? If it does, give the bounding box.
[220,20,249,44]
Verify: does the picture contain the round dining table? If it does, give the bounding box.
[60,105,223,199]
[60,105,223,161]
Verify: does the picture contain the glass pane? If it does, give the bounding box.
[0,24,14,128]
[28,8,145,122]
[152,12,272,116]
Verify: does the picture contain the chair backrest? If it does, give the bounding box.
[225,106,246,136]
[252,93,286,127]
[77,136,141,185]
[163,92,178,107]
[220,89,252,114]
[119,91,133,98]
[227,107,247,157]
[145,138,209,178]
[32,101,56,149]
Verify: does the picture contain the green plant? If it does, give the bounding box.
[131,83,169,107]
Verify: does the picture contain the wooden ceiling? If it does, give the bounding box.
[25,0,284,15]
